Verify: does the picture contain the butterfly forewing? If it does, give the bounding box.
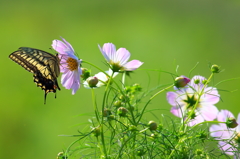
[9,47,60,104]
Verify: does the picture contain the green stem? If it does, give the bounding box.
[91,89,100,123]
[64,132,91,158]
[137,84,174,124]
[83,60,110,158]
[122,72,126,89]
[191,120,225,129]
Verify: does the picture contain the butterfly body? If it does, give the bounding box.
[9,47,60,104]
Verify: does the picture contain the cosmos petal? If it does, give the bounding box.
[115,48,130,64]
[219,141,235,156]
[170,106,184,118]
[70,71,80,94]
[217,110,235,122]
[209,124,231,139]
[61,71,74,89]
[52,40,69,55]
[202,87,220,104]
[200,105,219,121]
[167,92,179,106]
[123,60,144,71]
[100,43,116,62]
[61,37,75,54]
[188,115,204,126]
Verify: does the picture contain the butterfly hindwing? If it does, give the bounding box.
[9,47,60,104]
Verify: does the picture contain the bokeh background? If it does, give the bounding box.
[1,0,240,158]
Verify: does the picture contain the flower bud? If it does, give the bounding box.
[202,79,208,85]
[117,107,128,117]
[86,77,99,88]
[103,108,111,117]
[113,100,122,108]
[81,68,91,80]
[57,152,67,159]
[92,126,101,137]
[195,149,203,156]
[234,133,240,143]
[148,121,158,131]
[107,115,115,121]
[136,149,145,156]
[226,117,238,128]
[127,105,135,111]
[119,95,130,103]
[174,76,190,88]
[211,64,220,73]
[133,83,142,92]
[194,79,200,84]
[150,133,158,140]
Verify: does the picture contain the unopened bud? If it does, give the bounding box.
[150,133,158,139]
[174,76,190,88]
[57,152,67,159]
[133,83,142,92]
[148,121,158,131]
[234,133,240,143]
[194,79,200,84]
[103,108,111,117]
[81,68,91,80]
[92,126,101,137]
[107,115,115,120]
[136,149,145,156]
[114,100,122,107]
[87,77,99,88]
[195,149,203,156]
[211,65,220,73]
[202,79,208,85]
[117,107,128,117]
[226,117,238,128]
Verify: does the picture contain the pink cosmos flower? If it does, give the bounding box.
[167,75,220,126]
[52,37,82,94]
[209,110,240,157]
[98,43,143,72]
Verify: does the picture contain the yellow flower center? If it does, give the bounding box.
[110,61,123,72]
[67,57,78,71]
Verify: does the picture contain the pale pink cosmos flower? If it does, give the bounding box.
[83,69,118,89]
[167,75,220,126]
[210,110,240,157]
[98,43,143,72]
[52,37,82,94]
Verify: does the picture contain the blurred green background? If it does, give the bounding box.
[1,0,240,158]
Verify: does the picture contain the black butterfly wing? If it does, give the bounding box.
[9,47,60,104]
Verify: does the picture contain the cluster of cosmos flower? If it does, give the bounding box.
[51,37,239,157]
[167,75,240,157]
[51,37,143,94]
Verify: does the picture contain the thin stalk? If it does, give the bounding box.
[137,84,174,124]
[91,89,100,123]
